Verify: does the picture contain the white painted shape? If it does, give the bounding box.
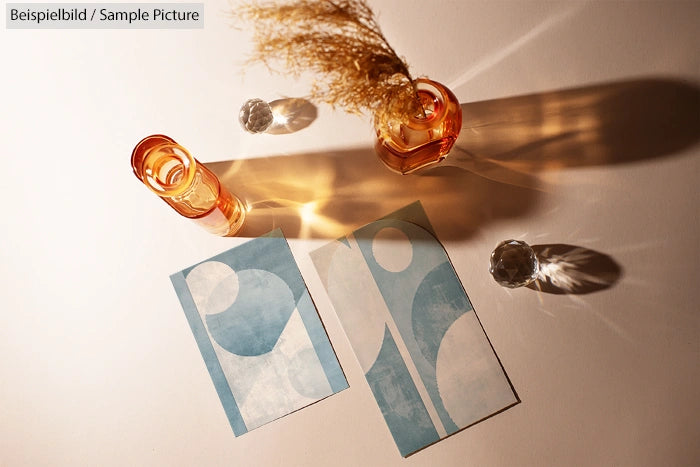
[436,313,517,427]
[214,309,329,431]
[326,241,387,373]
[325,235,447,437]
[276,307,333,401]
[372,227,413,272]
[185,261,239,315]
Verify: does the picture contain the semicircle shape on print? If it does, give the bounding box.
[204,268,297,356]
[412,261,472,369]
[408,261,469,434]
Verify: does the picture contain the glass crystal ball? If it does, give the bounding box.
[239,98,274,134]
[489,239,540,288]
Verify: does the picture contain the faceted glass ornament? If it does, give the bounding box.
[239,98,274,134]
[489,240,540,288]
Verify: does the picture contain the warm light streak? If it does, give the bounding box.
[448,4,584,90]
[272,112,289,125]
[300,201,317,224]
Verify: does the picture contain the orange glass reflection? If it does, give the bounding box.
[131,135,246,236]
[374,79,462,174]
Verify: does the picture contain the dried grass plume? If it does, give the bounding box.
[235,0,421,128]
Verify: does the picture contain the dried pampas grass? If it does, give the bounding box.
[235,0,421,128]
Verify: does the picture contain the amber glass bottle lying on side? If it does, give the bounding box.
[131,134,246,236]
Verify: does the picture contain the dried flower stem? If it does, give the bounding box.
[235,0,422,127]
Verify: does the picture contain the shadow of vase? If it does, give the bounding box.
[527,244,622,294]
[207,146,539,240]
[209,77,699,240]
[440,77,700,187]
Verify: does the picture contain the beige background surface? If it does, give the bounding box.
[1,1,698,465]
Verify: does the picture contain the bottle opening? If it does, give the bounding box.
[141,143,197,197]
[414,89,440,119]
[407,79,446,127]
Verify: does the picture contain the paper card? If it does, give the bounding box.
[311,202,518,456]
[170,230,348,436]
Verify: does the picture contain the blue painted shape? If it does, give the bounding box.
[356,218,459,434]
[170,271,248,436]
[296,290,348,393]
[311,201,518,455]
[355,219,447,343]
[182,229,306,304]
[204,269,295,356]
[412,261,473,368]
[366,326,440,457]
[172,229,347,436]
[410,261,476,433]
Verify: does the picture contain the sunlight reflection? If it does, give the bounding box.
[529,244,621,295]
[207,147,541,240]
[298,201,319,238]
[299,201,317,224]
[448,4,585,90]
[266,98,318,135]
[213,75,699,241]
[582,304,634,343]
[272,113,289,126]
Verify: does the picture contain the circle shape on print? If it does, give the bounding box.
[287,348,331,400]
[185,261,239,315]
[372,227,413,272]
[204,269,296,356]
[436,312,514,426]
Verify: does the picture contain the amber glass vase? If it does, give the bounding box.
[374,78,462,174]
[131,134,246,236]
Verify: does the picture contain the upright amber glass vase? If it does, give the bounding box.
[374,78,462,174]
[131,134,246,236]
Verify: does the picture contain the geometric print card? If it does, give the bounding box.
[310,202,518,456]
[170,230,348,436]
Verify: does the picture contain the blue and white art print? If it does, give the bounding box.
[170,230,348,436]
[311,202,518,456]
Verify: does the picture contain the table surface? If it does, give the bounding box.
[2,1,699,465]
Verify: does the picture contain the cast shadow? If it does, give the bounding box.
[440,77,700,185]
[209,77,699,240]
[527,244,622,295]
[207,147,539,240]
[266,98,317,134]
